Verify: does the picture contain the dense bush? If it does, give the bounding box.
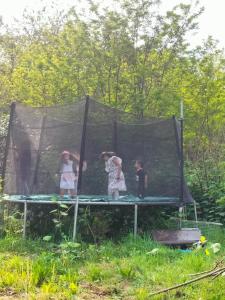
[187,160,225,223]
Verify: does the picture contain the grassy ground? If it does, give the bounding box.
[0,228,224,300]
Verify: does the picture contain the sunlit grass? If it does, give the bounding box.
[0,230,224,299]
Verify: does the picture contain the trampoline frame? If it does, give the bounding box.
[3,196,198,240]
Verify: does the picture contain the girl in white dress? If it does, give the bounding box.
[100,152,127,200]
[60,151,86,198]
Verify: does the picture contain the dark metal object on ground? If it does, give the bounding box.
[152,228,201,246]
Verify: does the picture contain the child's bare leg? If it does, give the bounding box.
[60,189,65,198]
[108,187,113,200]
[113,190,119,201]
[70,189,77,198]
[110,189,119,200]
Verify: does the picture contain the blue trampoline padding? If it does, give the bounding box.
[4,194,179,203]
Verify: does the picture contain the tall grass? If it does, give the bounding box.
[0,230,224,299]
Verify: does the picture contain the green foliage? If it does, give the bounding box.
[32,253,55,287]
[43,235,52,242]
[135,287,149,300]
[0,0,203,111]
[0,233,224,299]
[50,203,70,238]
[118,262,137,279]
[58,241,81,255]
[86,264,105,282]
[187,160,225,222]
[3,210,23,237]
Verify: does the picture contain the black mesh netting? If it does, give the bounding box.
[3,97,192,203]
[0,108,9,178]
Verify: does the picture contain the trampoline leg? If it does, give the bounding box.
[134,205,138,238]
[73,196,79,241]
[193,200,198,227]
[178,206,183,229]
[23,201,27,239]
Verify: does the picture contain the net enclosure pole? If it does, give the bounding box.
[75,95,89,241]
[1,102,16,192]
[72,196,79,241]
[173,102,184,205]
[173,115,183,206]
[193,200,198,227]
[77,95,90,192]
[23,200,27,238]
[134,204,138,237]
[180,100,184,205]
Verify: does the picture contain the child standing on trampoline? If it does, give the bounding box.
[100,152,127,200]
[60,151,86,198]
[135,160,148,198]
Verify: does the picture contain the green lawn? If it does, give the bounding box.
[0,229,224,300]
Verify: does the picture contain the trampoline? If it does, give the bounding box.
[0,96,196,239]
[2,194,183,239]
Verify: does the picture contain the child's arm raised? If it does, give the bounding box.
[113,157,122,179]
[82,161,87,171]
[70,152,80,161]
[71,152,87,172]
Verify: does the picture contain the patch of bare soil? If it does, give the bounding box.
[0,288,24,299]
[78,282,119,300]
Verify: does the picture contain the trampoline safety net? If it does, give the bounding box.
[3,97,192,203]
[0,108,9,178]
